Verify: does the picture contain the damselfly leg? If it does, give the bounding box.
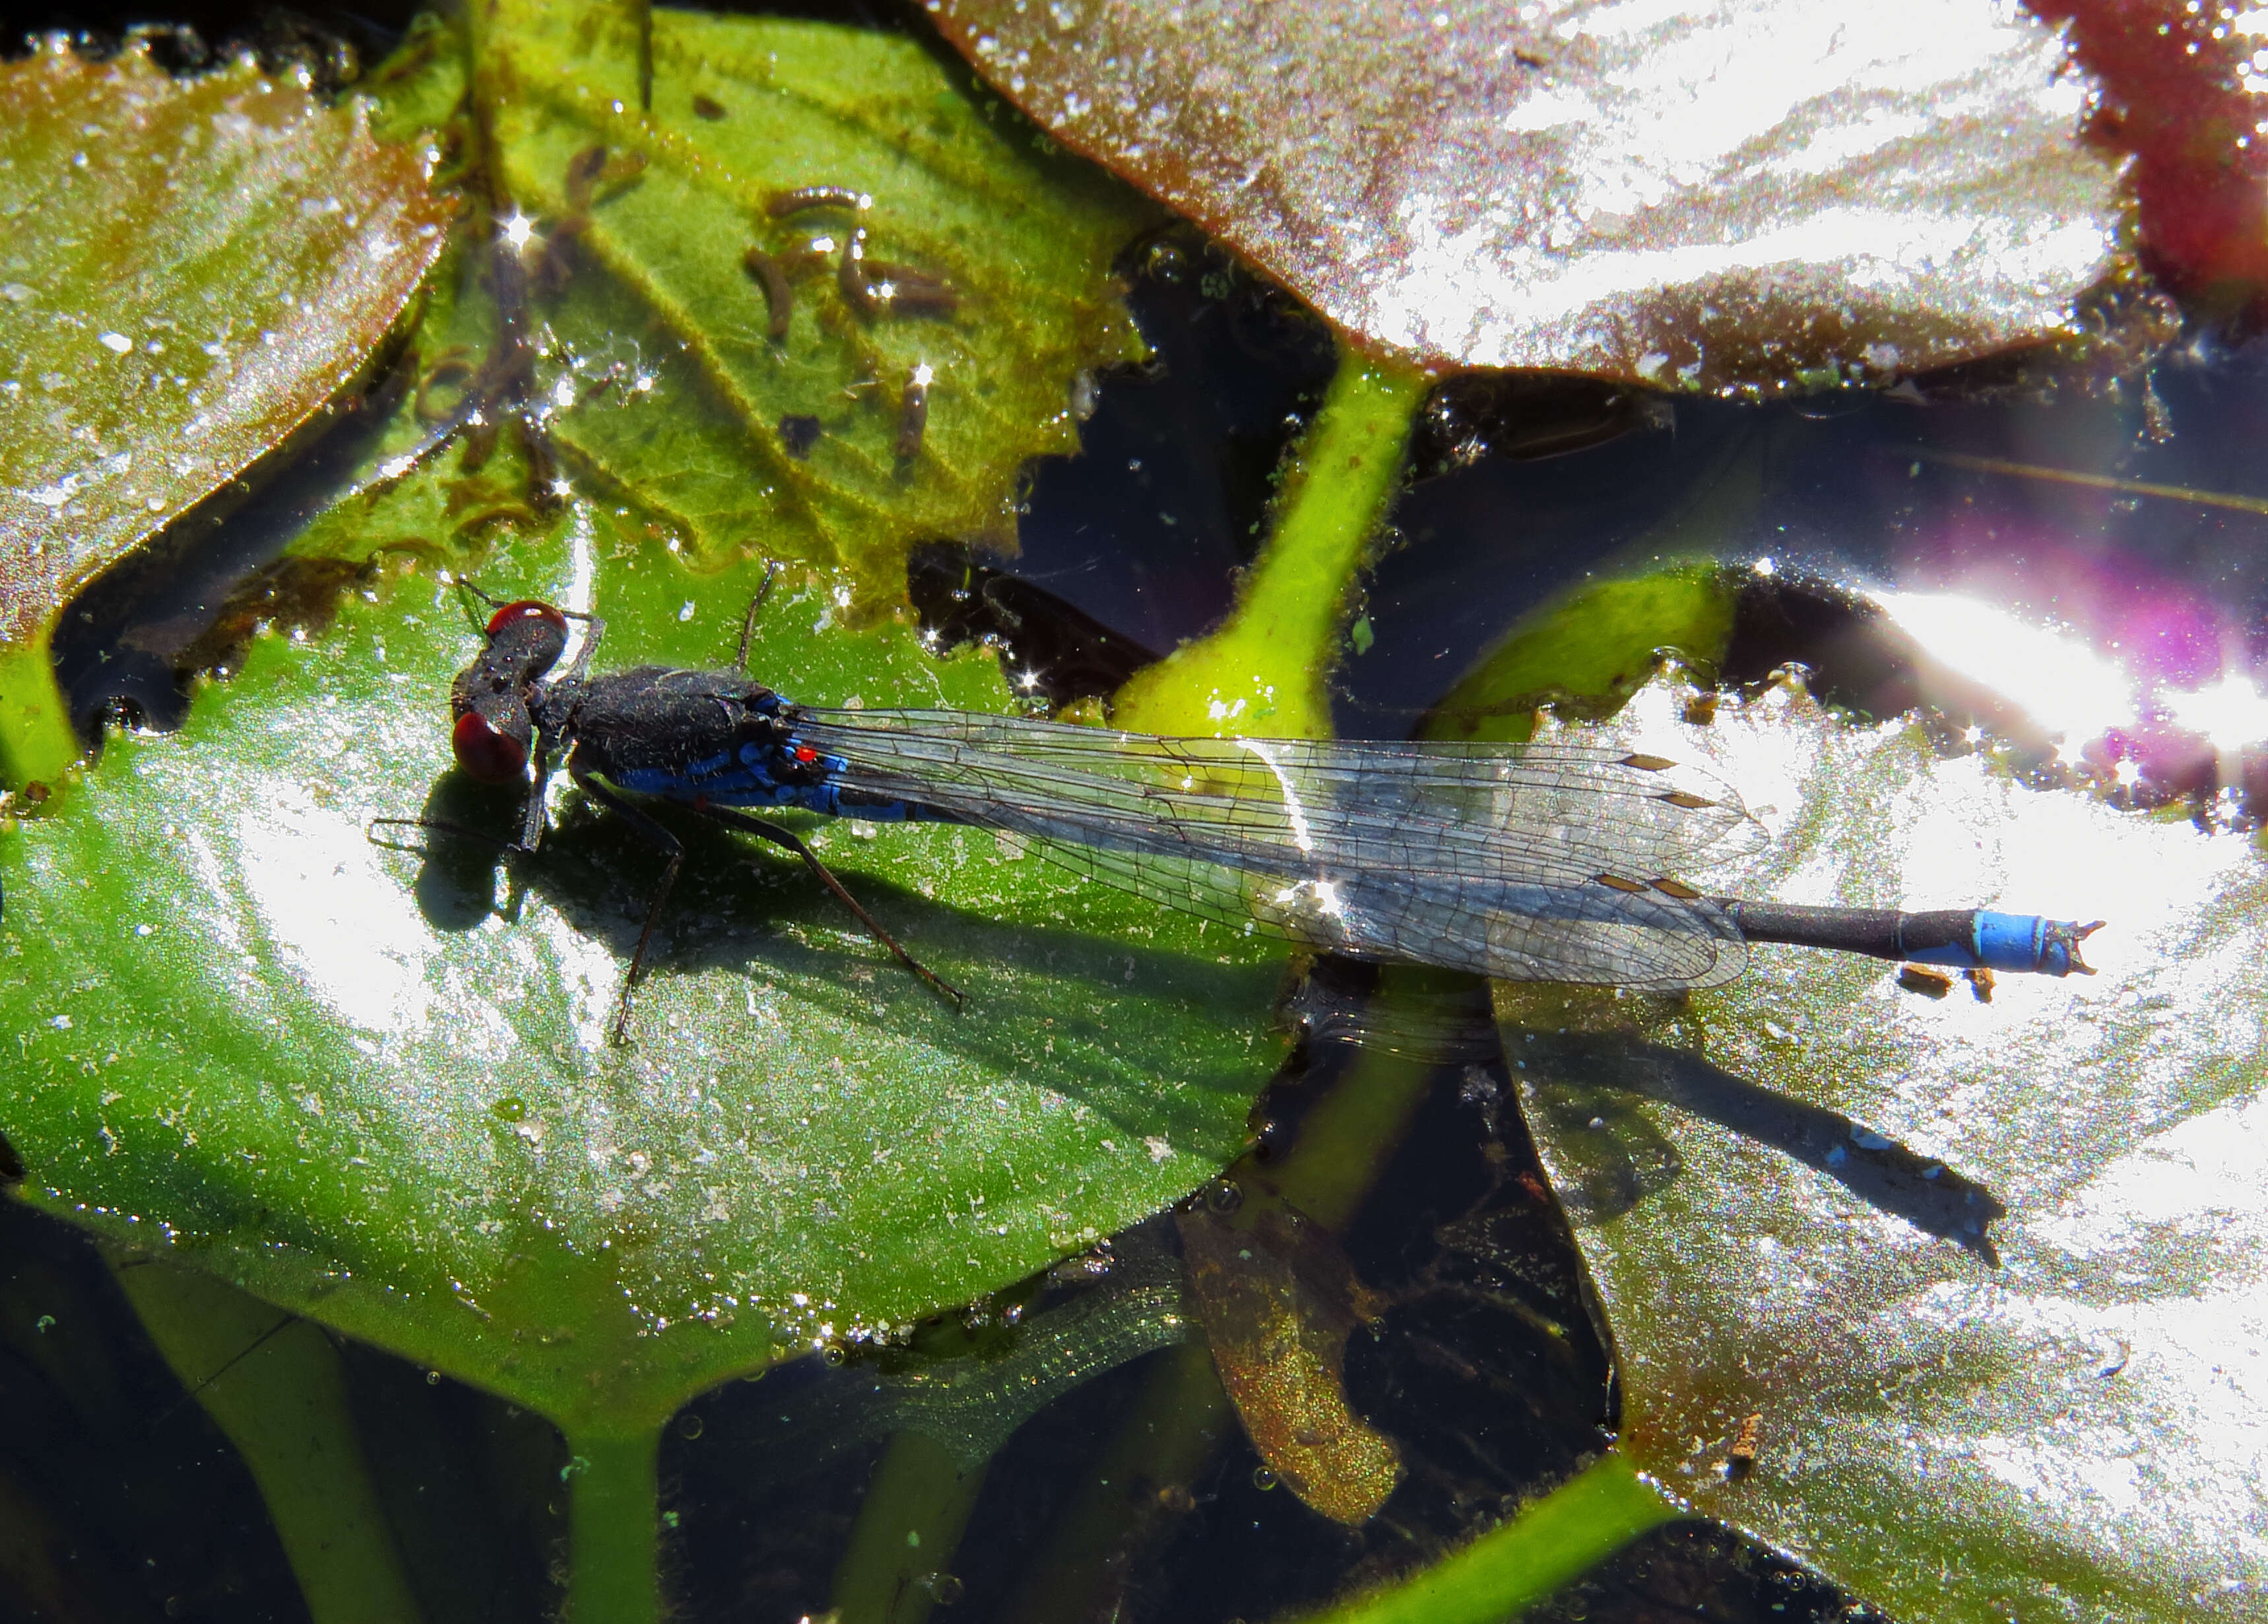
[572,760,963,1041]
[689,803,965,1008]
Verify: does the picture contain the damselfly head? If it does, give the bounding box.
[449,601,569,783]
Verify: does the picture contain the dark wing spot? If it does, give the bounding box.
[1660,790,1714,809]
[1651,878,1701,899]
[1596,873,1648,893]
[1619,753,1677,771]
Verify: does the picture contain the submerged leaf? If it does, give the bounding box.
[1492,677,2267,1622]
[1179,1194,1404,1524]
[930,0,2129,391]
[0,40,447,646]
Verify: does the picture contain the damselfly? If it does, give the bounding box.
[380,585,2102,1041]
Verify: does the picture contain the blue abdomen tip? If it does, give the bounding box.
[1973,912,2104,977]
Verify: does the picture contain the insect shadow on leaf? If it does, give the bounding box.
[1514,1027,2007,1262]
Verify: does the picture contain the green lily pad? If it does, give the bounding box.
[1423,566,1736,741]
[428,0,1158,607]
[0,36,450,784]
[0,525,1285,1433]
[1477,668,2268,1621]
[0,5,1264,1445]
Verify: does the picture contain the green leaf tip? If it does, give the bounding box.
[1286,1452,1678,1624]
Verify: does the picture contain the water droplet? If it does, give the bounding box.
[1252,1466,1279,1491]
[924,1573,965,1605]
[1144,240,1186,282]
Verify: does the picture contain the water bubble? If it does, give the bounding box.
[1205,1179,1243,1214]
[492,1096,527,1122]
[1144,240,1186,282]
[676,1412,705,1440]
[921,1573,965,1605]
[1252,1466,1279,1491]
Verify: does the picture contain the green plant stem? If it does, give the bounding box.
[1000,1339,1235,1624]
[562,1425,661,1624]
[1290,1453,1681,1624]
[1003,347,1433,1609]
[1266,969,1455,1229]
[1112,350,1427,739]
[828,1429,991,1624]
[104,1250,424,1624]
[0,632,79,791]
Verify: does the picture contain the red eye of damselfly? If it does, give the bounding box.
[485,599,569,638]
[453,709,529,783]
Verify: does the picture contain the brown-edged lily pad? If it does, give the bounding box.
[928,0,2129,391]
[0,38,448,653]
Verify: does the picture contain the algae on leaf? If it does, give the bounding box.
[0,37,449,782]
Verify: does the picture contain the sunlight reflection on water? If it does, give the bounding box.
[2166,672,2268,753]
[1877,591,2139,751]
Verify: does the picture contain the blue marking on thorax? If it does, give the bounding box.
[618,740,806,808]
[614,736,942,825]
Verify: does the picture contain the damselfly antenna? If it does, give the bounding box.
[443,573,599,632]
[736,560,783,672]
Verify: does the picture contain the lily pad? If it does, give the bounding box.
[0,527,1285,1433]
[0,36,449,783]
[928,0,2129,391]
[0,5,1262,1443]
[426,0,1159,608]
[1488,674,2268,1621]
